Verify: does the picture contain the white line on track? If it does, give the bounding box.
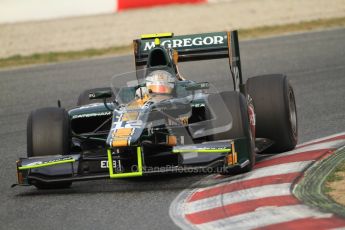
[170,133,345,230]
[195,205,332,230]
[195,161,311,193]
[262,139,345,160]
[296,132,345,147]
[184,183,291,214]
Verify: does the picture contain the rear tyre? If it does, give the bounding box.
[77,87,115,106]
[27,107,72,189]
[246,74,298,153]
[208,91,255,174]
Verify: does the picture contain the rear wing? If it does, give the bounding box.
[133,31,243,90]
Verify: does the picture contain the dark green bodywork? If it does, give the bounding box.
[14,30,255,187]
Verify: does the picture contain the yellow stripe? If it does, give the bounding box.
[172,149,231,153]
[232,142,238,164]
[115,128,133,136]
[167,135,177,146]
[107,147,143,178]
[141,33,173,39]
[18,159,75,170]
[112,138,129,147]
[227,153,233,165]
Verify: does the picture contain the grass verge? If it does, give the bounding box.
[1,17,345,69]
[293,146,345,217]
[324,158,345,194]
[0,46,132,69]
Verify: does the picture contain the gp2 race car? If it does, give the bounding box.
[14,31,298,189]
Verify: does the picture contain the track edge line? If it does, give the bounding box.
[293,145,345,217]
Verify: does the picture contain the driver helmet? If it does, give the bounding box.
[146,70,175,94]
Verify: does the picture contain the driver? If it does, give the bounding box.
[146,70,175,94]
[136,70,176,98]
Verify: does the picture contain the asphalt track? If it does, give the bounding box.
[0,28,345,230]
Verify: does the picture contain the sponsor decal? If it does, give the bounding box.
[200,146,230,150]
[88,93,96,98]
[173,146,231,152]
[232,66,240,91]
[72,111,111,119]
[79,103,103,109]
[192,103,205,108]
[143,36,226,51]
[24,156,74,167]
[100,160,123,172]
[247,94,256,137]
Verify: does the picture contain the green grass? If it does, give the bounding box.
[0,46,132,69]
[324,159,345,193]
[1,17,345,69]
[239,17,345,39]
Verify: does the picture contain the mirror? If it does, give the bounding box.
[88,90,113,100]
[185,82,209,91]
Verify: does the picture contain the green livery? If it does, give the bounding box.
[13,30,298,190]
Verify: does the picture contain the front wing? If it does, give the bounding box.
[14,138,251,187]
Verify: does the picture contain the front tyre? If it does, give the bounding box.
[27,107,72,189]
[246,74,298,153]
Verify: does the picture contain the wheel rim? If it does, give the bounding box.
[288,88,297,137]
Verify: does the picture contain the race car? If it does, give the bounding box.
[13,31,298,189]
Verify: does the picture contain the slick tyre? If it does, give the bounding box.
[208,91,255,174]
[27,107,72,189]
[246,74,298,153]
[27,107,70,157]
[77,87,115,106]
